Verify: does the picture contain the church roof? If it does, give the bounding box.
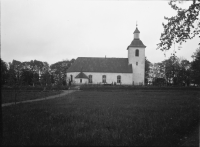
[67,57,132,73]
[134,27,140,33]
[75,72,89,79]
[127,38,146,49]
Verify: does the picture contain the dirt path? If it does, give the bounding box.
[2,90,78,107]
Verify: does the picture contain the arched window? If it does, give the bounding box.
[89,75,92,83]
[102,75,106,83]
[136,62,138,66]
[117,75,121,83]
[135,49,139,56]
[70,75,73,82]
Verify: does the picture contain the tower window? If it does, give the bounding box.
[136,62,138,66]
[102,75,106,83]
[135,49,139,56]
[80,79,82,83]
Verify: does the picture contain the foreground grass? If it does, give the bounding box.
[2,90,62,104]
[2,90,200,146]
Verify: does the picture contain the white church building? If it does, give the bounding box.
[66,26,146,85]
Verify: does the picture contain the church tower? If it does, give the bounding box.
[127,25,146,85]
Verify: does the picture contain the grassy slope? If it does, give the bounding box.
[2,90,200,146]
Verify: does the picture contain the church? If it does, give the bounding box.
[66,26,146,85]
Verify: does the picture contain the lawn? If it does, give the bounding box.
[2,90,62,104]
[2,89,200,146]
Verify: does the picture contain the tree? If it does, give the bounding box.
[40,71,51,88]
[1,58,8,86]
[176,59,191,86]
[20,69,34,86]
[29,60,44,86]
[151,62,165,78]
[9,60,23,85]
[150,62,166,86]
[162,55,181,85]
[20,60,47,86]
[157,0,200,51]
[50,59,75,86]
[191,47,200,85]
[7,62,17,86]
[145,57,151,85]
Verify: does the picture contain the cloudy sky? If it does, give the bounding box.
[1,0,199,65]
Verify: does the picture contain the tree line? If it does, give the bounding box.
[1,58,75,89]
[145,47,200,86]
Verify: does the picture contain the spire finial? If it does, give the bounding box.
[136,21,138,27]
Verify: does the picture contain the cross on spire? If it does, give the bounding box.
[136,21,138,27]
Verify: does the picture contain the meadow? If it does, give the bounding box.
[2,89,200,146]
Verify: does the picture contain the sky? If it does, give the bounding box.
[1,0,199,65]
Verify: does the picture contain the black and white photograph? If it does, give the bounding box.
[1,0,200,146]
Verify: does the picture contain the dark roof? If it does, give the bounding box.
[75,72,89,79]
[67,57,132,73]
[127,38,146,49]
[134,27,140,33]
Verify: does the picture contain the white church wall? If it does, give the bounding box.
[128,47,145,85]
[66,72,132,85]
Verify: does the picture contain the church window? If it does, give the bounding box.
[80,79,82,83]
[89,75,92,83]
[70,75,73,82]
[136,62,138,66]
[135,49,139,56]
[117,75,121,83]
[102,75,106,83]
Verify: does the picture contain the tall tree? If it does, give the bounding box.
[191,47,200,85]
[50,59,75,85]
[20,69,34,86]
[1,58,8,86]
[157,0,200,51]
[145,57,151,84]
[11,60,23,85]
[7,62,17,86]
[176,58,191,86]
[29,60,44,86]
[151,62,165,79]
[20,60,46,86]
[150,62,166,86]
[40,71,51,88]
[162,55,181,85]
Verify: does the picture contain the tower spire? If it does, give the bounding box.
[134,22,140,39]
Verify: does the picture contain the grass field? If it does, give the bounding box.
[2,90,62,104]
[2,89,200,146]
